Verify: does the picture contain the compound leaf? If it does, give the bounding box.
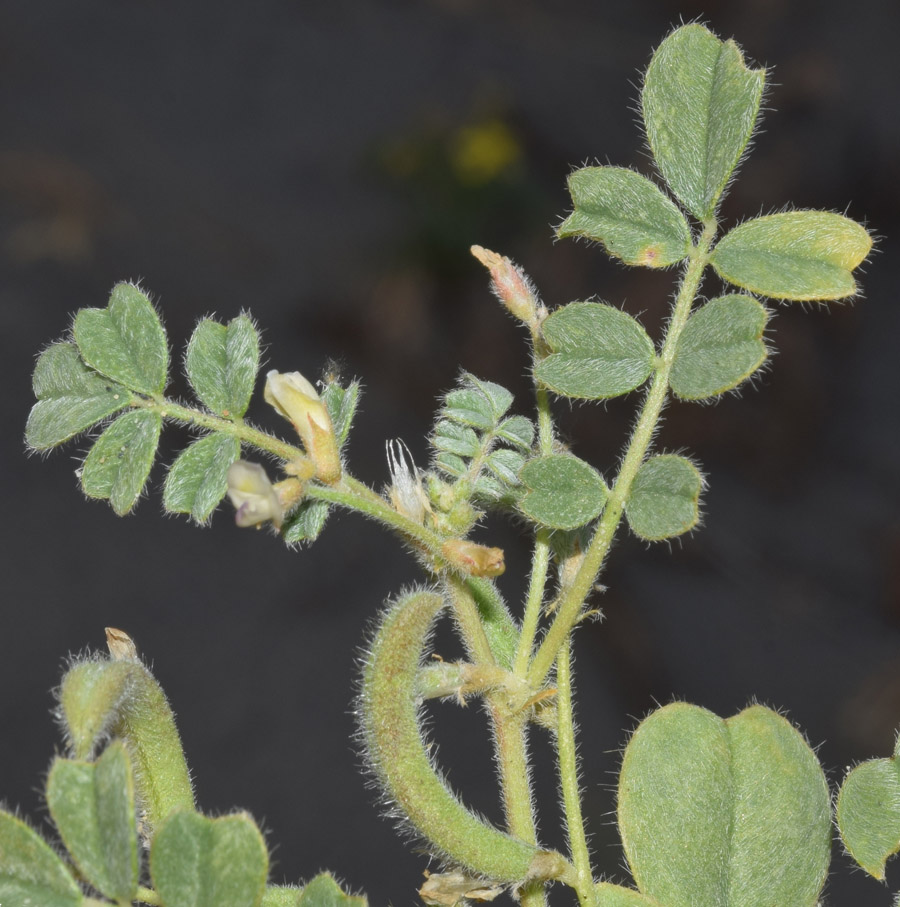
[711,211,873,301]
[618,703,830,907]
[0,809,82,907]
[558,166,691,267]
[670,295,768,400]
[74,282,168,395]
[46,740,139,902]
[643,24,765,220]
[625,455,701,541]
[150,810,268,907]
[536,302,655,400]
[185,315,260,419]
[837,747,900,879]
[27,342,130,449]
[81,410,162,515]
[164,434,240,523]
[519,454,608,530]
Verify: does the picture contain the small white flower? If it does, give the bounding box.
[387,440,429,525]
[226,460,284,528]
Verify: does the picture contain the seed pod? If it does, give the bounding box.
[359,588,567,883]
[57,647,194,840]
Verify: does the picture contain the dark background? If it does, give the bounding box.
[3,1,900,905]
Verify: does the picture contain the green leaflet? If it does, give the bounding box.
[595,882,662,907]
[81,409,163,515]
[164,434,241,523]
[281,499,330,545]
[670,295,768,400]
[185,315,260,418]
[150,810,268,907]
[321,377,361,447]
[519,455,608,530]
[558,166,691,267]
[0,810,82,907]
[467,576,520,670]
[625,455,701,541]
[643,24,765,220]
[836,739,900,879]
[618,703,831,907]
[711,211,873,300]
[536,302,655,400]
[74,282,169,395]
[46,741,139,902]
[26,342,131,450]
[297,873,367,907]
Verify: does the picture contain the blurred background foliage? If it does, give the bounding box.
[2,1,899,903]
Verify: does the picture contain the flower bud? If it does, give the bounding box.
[264,370,341,483]
[226,460,284,528]
[441,539,505,578]
[471,245,541,326]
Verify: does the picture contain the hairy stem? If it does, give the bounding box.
[528,223,716,689]
[556,636,596,907]
[135,397,306,462]
[514,383,556,676]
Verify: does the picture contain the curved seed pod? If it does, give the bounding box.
[57,638,194,840]
[359,588,568,883]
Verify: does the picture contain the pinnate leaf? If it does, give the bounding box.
[186,315,260,418]
[46,740,138,902]
[558,166,691,267]
[618,703,830,907]
[150,809,268,907]
[536,302,655,400]
[837,743,900,879]
[670,295,768,400]
[81,410,162,515]
[0,809,82,907]
[643,24,765,219]
[74,282,169,395]
[625,455,701,541]
[519,454,608,530]
[711,211,873,300]
[27,342,130,449]
[164,434,240,523]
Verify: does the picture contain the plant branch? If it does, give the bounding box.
[527,223,717,689]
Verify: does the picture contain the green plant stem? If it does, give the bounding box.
[556,636,596,907]
[135,397,306,462]
[488,705,546,907]
[445,574,497,665]
[514,384,556,676]
[135,888,162,906]
[527,224,716,689]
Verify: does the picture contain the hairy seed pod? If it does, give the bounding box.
[359,589,567,883]
[57,651,194,840]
